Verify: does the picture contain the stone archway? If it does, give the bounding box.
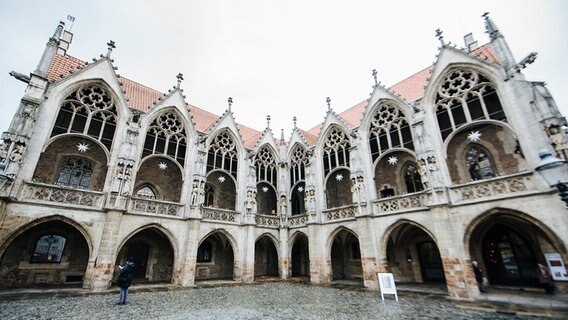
[0,220,90,287]
[291,233,310,277]
[385,223,446,284]
[255,235,279,277]
[195,232,235,280]
[330,229,362,282]
[467,212,567,288]
[114,227,174,284]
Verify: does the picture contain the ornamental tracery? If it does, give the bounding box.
[322,127,350,176]
[207,131,238,179]
[289,145,309,186]
[142,112,188,166]
[368,103,413,162]
[51,84,118,150]
[435,69,506,140]
[254,145,277,186]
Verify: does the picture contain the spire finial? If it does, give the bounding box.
[372,69,378,87]
[227,97,233,111]
[280,128,285,141]
[266,115,271,128]
[106,40,116,58]
[176,73,184,88]
[326,97,331,111]
[435,29,445,46]
[293,116,297,128]
[482,12,502,40]
[52,21,65,41]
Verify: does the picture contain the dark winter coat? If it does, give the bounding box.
[473,265,483,283]
[117,261,135,288]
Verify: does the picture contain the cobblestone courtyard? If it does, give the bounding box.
[0,283,560,319]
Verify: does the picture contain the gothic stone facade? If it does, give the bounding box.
[0,16,567,299]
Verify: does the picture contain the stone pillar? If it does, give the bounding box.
[357,216,379,289]
[441,256,476,299]
[279,227,289,279]
[307,222,327,284]
[178,219,200,286]
[86,210,123,292]
[241,224,256,282]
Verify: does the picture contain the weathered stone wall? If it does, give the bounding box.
[134,157,182,202]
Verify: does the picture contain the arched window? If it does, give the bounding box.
[204,183,215,207]
[135,186,156,199]
[197,241,212,263]
[142,112,187,166]
[369,103,413,162]
[435,69,506,140]
[254,146,277,186]
[403,162,423,193]
[56,157,93,189]
[31,234,66,263]
[322,127,350,177]
[466,145,495,180]
[289,145,309,186]
[51,84,117,150]
[207,131,238,179]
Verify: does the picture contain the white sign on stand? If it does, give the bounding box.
[377,273,398,301]
[545,253,568,281]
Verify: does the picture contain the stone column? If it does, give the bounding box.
[306,222,326,284]
[241,223,256,282]
[279,227,289,279]
[178,219,200,286]
[86,210,123,292]
[357,216,379,289]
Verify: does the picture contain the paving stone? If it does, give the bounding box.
[0,283,560,319]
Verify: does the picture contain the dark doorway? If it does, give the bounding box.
[482,224,539,286]
[330,229,362,281]
[127,242,150,279]
[416,241,445,283]
[195,232,234,280]
[255,236,279,277]
[291,235,310,277]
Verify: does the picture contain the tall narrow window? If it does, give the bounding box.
[403,162,423,193]
[56,157,93,189]
[207,131,238,179]
[322,127,350,177]
[31,234,66,263]
[466,145,495,180]
[369,103,414,163]
[435,69,506,141]
[197,241,212,263]
[51,84,117,150]
[254,146,278,186]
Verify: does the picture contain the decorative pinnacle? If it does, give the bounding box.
[280,128,285,142]
[176,73,184,88]
[106,40,116,57]
[293,116,297,128]
[372,69,378,87]
[51,21,65,41]
[326,97,331,111]
[266,115,271,128]
[482,12,501,39]
[435,29,445,46]
[227,97,233,111]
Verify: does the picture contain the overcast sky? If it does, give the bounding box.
[1,1,567,140]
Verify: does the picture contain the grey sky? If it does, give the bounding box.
[1,1,567,139]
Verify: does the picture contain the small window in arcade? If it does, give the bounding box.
[135,186,156,199]
[466,145,495,181]
[197,241,212,263]
[31,234,66,263]
[56,157,93,189]
[351,242,361,260]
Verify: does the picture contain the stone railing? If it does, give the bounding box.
[20,181,105,210]
[449,172,534,204]
[128,197,184,217]
[373,191,427,215]
[255,214,280,228]
[202,207,239,223]
[322,204,356,222]
[289,213,308,227]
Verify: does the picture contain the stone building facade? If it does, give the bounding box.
[0,15,567,299]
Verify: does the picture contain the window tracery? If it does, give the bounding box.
[142,112,187,166]
[322,127,350,176]
[369,103,413,162]
[56,157,93,189]
[254,146,277,186]
[207,131,239,179]
[435,69,506,140]
[289,145,309,186]
[134,186,156,199]
[51,84,118,150]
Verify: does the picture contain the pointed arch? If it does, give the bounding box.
[207,129,240,179]
[367,100,414,163]
[141,109,189,167]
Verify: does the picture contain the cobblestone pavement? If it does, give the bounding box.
[0,283,562,320]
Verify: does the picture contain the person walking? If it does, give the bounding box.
[472,261,486,293]
[537,262,554,295]
[116,257,135,305]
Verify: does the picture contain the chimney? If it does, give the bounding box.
[464,33,478,52]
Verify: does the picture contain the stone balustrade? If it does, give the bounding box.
[20,181,105,209]
[288,213,308,227]
[202,207,239,223]
[128,197,184,217]
[373,191,426,215]
[322,204,356,221]
[255,214,280,228]
[449,172,534,204]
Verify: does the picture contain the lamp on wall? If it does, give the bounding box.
[535,149,568,206]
